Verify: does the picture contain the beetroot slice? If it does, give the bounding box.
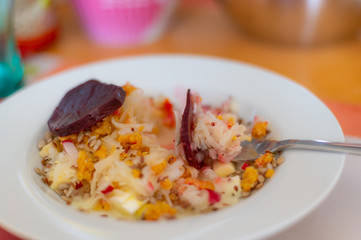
[180,89,202,169]
[48,79,125,137]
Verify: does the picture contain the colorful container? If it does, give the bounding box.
[71,0,177,47]
[0,0,23,98]
[14,0,58,56]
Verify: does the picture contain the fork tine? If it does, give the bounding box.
[233,139,261,162]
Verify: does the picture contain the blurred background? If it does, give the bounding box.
[1,0,360,105]
[1,0,361,239]
[3,0,360,131]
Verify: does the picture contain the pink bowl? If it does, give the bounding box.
[71,0,177,46]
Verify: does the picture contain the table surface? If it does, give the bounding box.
[1,1,361,239]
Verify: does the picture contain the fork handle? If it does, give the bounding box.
[278,139,361,155]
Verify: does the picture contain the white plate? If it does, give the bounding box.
[0,55,344,240]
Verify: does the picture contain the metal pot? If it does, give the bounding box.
[221,0,361,45]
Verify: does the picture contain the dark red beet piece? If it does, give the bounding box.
[48,79,125,137]
[180,89,203,169]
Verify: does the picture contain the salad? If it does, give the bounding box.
[36,80,284,220]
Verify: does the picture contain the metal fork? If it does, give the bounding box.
[235,139,361,161]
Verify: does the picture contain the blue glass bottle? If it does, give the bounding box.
[0,0,23,98]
